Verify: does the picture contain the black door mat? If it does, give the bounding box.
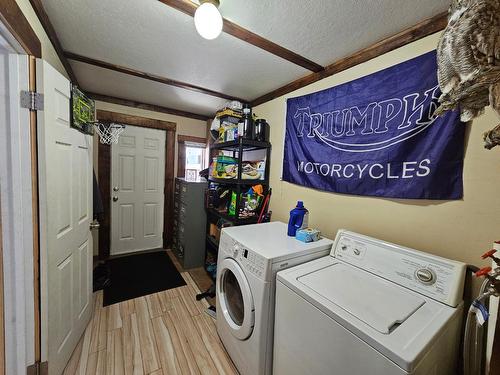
[103,251,186,307]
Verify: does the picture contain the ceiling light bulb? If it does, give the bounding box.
[194,1,223,40]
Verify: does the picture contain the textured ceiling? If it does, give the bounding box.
[41,0,308,99]
[40,0,449,117]
[219,0,449,66]
[71,61,227,116]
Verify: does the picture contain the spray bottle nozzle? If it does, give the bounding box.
[475,267,492,277]
[481,249,496,259]
[481,249,500,265]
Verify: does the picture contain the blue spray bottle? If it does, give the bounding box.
[287,201,309,237]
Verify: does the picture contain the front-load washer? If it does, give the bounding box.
[216,221,333,375]
[274,229,466,375]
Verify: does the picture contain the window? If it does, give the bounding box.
[177,135,207,180]
[185,144,206,178]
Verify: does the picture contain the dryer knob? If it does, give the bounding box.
[232,244,240,258]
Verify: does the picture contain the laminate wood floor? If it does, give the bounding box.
[63,271,237,375]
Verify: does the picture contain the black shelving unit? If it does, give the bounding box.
[210,139,271,151]
[202,137,271,287]
[207,138,271,223]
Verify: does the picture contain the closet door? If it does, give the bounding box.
[37,59,93,375]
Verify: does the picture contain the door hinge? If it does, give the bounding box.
[20,90,44,111]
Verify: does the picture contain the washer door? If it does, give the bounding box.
[217,258,255,340]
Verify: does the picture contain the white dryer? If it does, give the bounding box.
[274,230,466,375]
[216,222,333,375]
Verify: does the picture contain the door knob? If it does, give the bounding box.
[113,196,118,202]
[90,220,100,230]
[113,186,119,192]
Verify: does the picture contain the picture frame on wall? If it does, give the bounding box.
[185,169,198,182]
[71,84,95,135]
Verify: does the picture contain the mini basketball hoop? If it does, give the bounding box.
[93,122,125,144]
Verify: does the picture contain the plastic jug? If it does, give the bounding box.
[287,201,309,237]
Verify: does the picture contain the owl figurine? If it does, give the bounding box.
[435,0,500,149]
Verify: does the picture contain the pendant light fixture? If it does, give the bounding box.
[194,0,223,40]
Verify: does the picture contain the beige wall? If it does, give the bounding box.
[15,0,68,78]
[94,101,208,137]
[254,32,500,267]
[94,101,208,177]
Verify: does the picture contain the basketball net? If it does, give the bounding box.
[93,122,125,144]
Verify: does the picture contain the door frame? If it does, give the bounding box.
[96,110,176,259]
[0,6,42,373]
[176,134,207,178]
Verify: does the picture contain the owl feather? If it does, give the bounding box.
[436,0,500,149]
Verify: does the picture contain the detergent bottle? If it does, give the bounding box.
[287,201,309,237]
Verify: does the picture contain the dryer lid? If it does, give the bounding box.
[298,263,425,334]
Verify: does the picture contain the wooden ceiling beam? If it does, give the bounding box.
[251,12,448,107]
[0,0,42,57]
[65,51,244,102]
[158,0,324,73]
[87,92,211,121]
[28,0,78,84]
[96,110,176,131]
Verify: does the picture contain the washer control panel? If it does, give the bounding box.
[415,268,436,285]
[333,230,466,307]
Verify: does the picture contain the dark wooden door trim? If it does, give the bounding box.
[97,141,111,260]
[177,135,207,144]
[164,131,175,249]
[96,110,176,259]
[176,135,207,178]
[0,0,41,57]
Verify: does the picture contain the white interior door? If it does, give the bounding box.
[37,60,93,375]
[111,125,165,255]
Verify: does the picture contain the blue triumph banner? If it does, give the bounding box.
[283,51,465,200]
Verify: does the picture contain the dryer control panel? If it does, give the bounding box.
[333,230,466,307]
[239,247,266,279]
[219,233,266,279]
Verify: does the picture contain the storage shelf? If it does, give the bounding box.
[208,208,259,224]
[207,234,219,250]
[211,139,271,151]
[208,177,269,185]
[203,133,271,290]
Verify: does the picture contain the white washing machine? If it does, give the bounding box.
[216,222,333,375]
[274,230,466,375]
